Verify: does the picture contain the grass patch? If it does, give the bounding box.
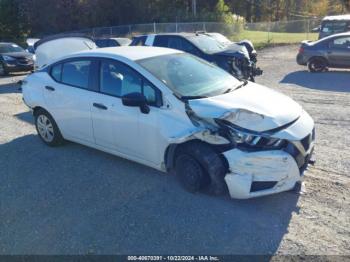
[231,30,318,48]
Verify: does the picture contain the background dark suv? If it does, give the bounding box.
[131,33,262,81]
[0,42,34,76]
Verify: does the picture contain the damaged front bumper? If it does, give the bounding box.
[222,112,315,199]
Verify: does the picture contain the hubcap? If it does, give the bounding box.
[37,115,54,142]
[312,60,323,71]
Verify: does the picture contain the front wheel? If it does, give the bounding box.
[0,63,8,76]
[175,154,206,193]
[34,109,64,146]
[308,58,327,73]
[174,141,227,195]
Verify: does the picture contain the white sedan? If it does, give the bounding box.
[22,37,315,199]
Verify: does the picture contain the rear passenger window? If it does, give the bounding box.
[61,60,91,89]
[50,64,62,82]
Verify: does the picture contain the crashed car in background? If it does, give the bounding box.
[130,33,262,81]
[0,42,34,76]
[22,36,315,199]
[206,32,259,64]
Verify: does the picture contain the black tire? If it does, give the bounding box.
[0,62,8,76]
[34,109,64,146]
[175,141,227,195]
[308,57,327,73]
[175,154,206,193]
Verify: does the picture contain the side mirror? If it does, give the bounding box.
[122,92,150,114]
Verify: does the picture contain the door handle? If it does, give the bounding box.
[93,103,108,110]
[45,86,55,91]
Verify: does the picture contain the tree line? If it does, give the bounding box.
[0,0,349,42]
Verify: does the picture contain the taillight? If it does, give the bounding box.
[299,47,304,53]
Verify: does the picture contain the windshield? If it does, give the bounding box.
[209,33,231,46]
[187,35,226,54]
[138,53,241,98]
[0,43,25,53]
[321,21,349,34]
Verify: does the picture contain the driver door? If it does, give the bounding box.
[328,36,350,66]
[90,59,163,164]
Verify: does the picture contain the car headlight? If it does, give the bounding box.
[2,55,16,61]
[216,119,285,149]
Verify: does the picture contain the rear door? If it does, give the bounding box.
[44,58,95,143]
[327,36,350,66]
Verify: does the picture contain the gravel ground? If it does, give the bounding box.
[0,45,349,255]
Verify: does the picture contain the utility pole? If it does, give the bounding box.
[192,0,197,17]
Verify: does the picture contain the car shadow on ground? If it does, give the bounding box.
[0,134,300,255]
[15,111,34,125]
[281,70,350,92]
[0,80,22,94]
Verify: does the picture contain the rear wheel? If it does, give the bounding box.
[308,57,327,72]
[34,109,64,146]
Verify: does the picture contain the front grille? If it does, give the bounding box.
[250,181,278,192]
[17,58,32,65]
[284,128,315,174]
[301,133,311,152]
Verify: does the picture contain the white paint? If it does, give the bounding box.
[224,149,301,199]
[189,81,302,132]
[22,47,315,199]
[323,14,350,21]
[35,37,97,68]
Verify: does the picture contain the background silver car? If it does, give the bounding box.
[297,32,350,72]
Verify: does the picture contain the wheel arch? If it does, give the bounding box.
[308,56,329,65]
[164,139,229,172]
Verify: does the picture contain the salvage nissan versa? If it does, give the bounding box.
[22,37,315,199]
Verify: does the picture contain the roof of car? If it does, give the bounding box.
[77,46,182,61]
[135,33,203,38]
[323,32,350,39]
[323,14,350,21]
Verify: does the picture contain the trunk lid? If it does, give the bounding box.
[34,36,96,68]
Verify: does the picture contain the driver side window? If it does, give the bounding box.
[99,60,162,107]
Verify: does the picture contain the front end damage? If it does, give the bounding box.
[183,89,315,199]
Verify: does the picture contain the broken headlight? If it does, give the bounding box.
[216,119,285,149]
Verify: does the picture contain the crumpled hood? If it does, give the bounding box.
[188,82,302,132]
[214,44,250,60]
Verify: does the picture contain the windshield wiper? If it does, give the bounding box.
[223,80,248,94]
[180,95,208,100]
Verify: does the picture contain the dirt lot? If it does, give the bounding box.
[0,45,349,255]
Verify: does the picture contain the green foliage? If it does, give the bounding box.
[0,0,348,43]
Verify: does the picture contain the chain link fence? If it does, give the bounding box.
[45,18,322,46]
